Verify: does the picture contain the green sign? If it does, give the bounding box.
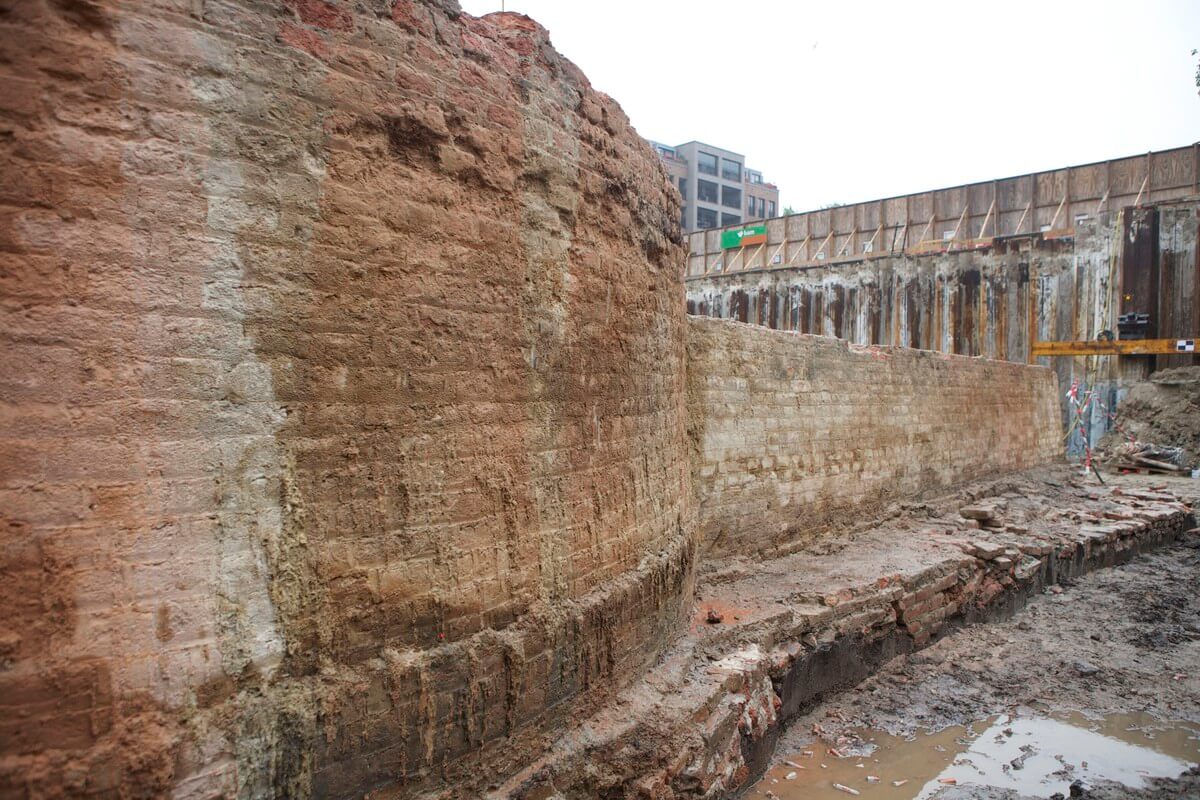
[721,224,767,249]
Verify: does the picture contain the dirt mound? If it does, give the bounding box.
[1102,367,1200,468]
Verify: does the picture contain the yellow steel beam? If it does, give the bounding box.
[1031,338,1197,357]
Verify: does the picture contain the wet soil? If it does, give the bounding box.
[755,711,1200,799]
[753,481,1200,799]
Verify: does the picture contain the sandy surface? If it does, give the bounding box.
[765,476,1200,799]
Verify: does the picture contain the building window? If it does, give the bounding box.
[721,213,741,227]
[697,151,718,176]
[697,179,718,203]
[722,186,742,209]
[721,159,741,182]
[681,207,688,229]
[679,178,687,198]
[656,145,674,158]
[746,170,763,185]
[696,207,718,229]
[768,200,776,217]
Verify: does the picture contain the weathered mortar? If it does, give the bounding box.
[0,2,694,797]
[686,317,1063,557]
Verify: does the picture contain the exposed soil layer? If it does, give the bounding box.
[760,474,1200,800]
[497,468,1196,799]
[1101,367,1200,467]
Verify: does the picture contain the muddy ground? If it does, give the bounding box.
[763,476,1200,800]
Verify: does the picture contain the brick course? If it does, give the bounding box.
[687,317,1063,557]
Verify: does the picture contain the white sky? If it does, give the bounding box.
[457,0,1200,212]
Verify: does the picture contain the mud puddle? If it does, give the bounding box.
[748,712,1200,799]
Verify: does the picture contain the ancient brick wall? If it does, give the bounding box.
[687,318,1063,558]
[0,2,693,797]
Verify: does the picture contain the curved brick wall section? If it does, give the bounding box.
[0,2,693,797]
[687,317,1063,558]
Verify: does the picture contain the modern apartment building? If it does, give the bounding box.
[650,140,780,232]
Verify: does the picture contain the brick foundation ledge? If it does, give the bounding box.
[0,529,696,800]
[306,530,697,798]
[491,466,1195,799]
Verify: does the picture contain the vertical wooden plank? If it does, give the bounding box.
[1104,160,1113,215]
[1122,208,1159,332]
[1027,261,1038,364]
[804,213,812,261]
[1160,221,1177,368]
[895,268,905,347]
[1146,151,1154,202]
[903,195,911,250]
[1065,168,1072,231]
[1157,206,1200,369]
[1194,143,1199,195]
[877,199,884,255]
[934,272,943,351]
[1121,207,1159,376]
[1029,174,1037,234]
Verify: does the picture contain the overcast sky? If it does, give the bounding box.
[458,0,1200,212]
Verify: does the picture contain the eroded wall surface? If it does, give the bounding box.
[0,2,693,797]
[687,317,1063,558]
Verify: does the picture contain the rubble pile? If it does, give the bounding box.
[1100,367,1200,470]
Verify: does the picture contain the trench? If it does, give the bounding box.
[756,712,1200,799]
[731,506,1196,798]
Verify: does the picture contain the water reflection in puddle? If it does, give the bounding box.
[748,712,1200,799]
